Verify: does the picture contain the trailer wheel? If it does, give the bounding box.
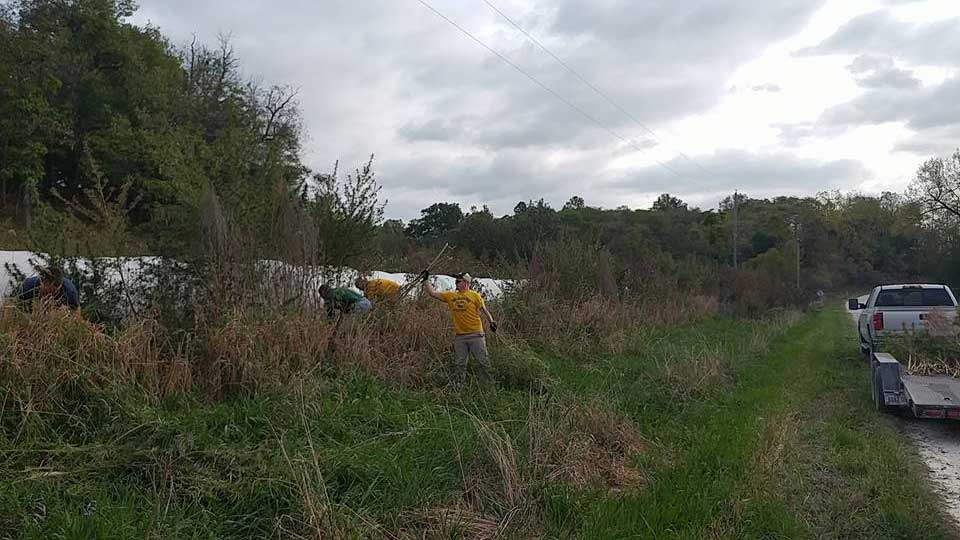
[873,370,891,414]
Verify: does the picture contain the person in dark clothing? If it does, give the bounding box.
[17,266,80,311]
[319,283,371,317]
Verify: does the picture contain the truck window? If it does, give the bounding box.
[875,288,954,307]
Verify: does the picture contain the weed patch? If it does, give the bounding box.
[528,398,645,492]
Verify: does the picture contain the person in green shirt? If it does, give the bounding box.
[319,284,371,317]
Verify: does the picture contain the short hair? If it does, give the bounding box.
[354,277,367,288]
[318,284,331,298]
[38,266,64,286]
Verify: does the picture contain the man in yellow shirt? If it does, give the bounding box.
[423,271,497,383]
[355,276,401,303]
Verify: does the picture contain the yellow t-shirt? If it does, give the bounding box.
[364,279,400,301]
[438,290,486,335]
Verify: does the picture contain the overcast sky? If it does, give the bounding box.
[132,0,960,219]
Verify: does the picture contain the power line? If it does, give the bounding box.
[479,0,713,178]
[413,0,686,180]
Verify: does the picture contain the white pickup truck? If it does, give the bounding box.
[851,283,958,355]
[850,284,960,418]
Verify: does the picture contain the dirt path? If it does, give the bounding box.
[905,421,960,525]
[847,296,960,526]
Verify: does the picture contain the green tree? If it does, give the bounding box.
[651,193,687,211]
[406,202,463,240]
[563,195,585,211]
[308,156,385,267]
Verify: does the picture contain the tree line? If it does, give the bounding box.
[3,0,960,310]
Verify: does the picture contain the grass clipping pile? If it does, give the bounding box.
[407,400,645,539]
[888,312,960,377]
[528,398,646,491]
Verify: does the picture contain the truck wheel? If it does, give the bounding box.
[873,370,890,414]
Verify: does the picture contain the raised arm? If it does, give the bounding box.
[422,275,444,300]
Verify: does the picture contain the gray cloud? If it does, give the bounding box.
[612,150,869,199]
[776,73,960,149]
[384,148,870,217]
[847,55,919,89]
[773,121,846,146]
[383,146,603,213]
[821,76,960,130]
[894,125,960,156]
[797,10,960,66]
[397,118,469,144]
[782,8,960,154]
[128,0,875,219]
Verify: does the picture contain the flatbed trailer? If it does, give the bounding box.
[872,352,960,419]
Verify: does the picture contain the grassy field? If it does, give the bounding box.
[1,307,956,539]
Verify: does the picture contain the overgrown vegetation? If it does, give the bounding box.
[2,1,960,538]
[3,301,954,538]
[885,316,960,377]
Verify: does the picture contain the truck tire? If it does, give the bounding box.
[873,370,891,414]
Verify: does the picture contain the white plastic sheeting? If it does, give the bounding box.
[0,250,510,303]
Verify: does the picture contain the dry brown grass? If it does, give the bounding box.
[751,410,800,483]
[905,359,960,378]
[886,324,960,378]
[399,399,639,537]
[409,504,506,540]
[201,314,332,397]
[0,305,188,406]
[658,340,732,399]
[113,317,191,398]
[332,301,452,386]
[528,398,645,491]
[469,414,526,510]
[503,293,718,357]
[396,413,547,540]
[1,278,722,406]
[0,300,459,406]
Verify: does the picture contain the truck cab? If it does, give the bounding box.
[852,284,958,355]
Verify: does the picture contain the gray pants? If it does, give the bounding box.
[453,333,491,381]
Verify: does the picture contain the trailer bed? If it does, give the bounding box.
[871,353,960,418]
[903,375,960,406]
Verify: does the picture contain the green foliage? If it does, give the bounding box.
[2,306,952,538]
[651,193,688,211]
[405,202,463,240]
[563,195,585,211]
[394,187,949,315]
[307,156,385,267]
[0,0,309,254]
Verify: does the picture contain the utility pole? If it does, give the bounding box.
[732,190,739,271]
[790,215,801,290]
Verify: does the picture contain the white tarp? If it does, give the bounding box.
[0,250,510,303]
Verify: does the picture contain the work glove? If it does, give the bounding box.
[489,321,498,333]
[419,270,429,281]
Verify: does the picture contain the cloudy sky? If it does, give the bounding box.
[132,0,960,219]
